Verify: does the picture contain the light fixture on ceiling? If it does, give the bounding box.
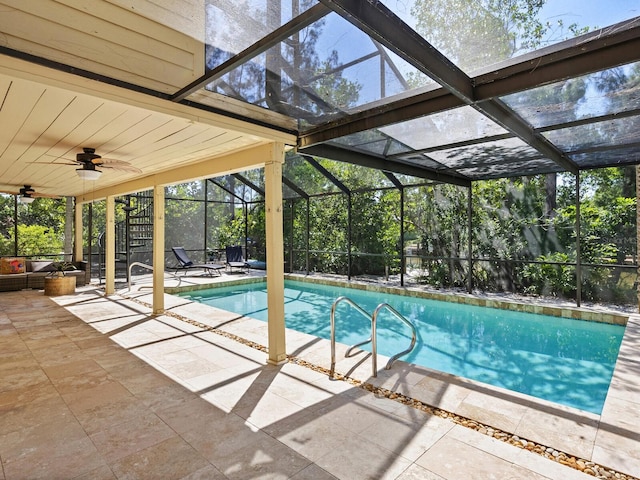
[76,166,102,180]
[19,194,35,204]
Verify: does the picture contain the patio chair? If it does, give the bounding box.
[171,247,225,276]
[225,245,250,273]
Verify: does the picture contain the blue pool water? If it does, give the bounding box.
[178,280,625,414]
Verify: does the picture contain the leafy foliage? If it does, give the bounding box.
[410,0,590,74]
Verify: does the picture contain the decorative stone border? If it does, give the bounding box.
[122,292,637,480]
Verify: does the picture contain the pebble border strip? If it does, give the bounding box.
[122,293,637,480]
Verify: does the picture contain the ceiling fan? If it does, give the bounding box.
[71,148,142,180]
[0,185,60,204]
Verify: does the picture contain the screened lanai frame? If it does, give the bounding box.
[194,153,635,309]
[184,1,640,180]
[2,0,638,306]
[1,2,637,186]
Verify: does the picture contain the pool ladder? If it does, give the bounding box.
[330,296,417,378]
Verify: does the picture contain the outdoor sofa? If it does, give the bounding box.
[0,258,89,292]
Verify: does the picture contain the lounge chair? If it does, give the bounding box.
[225,245,249,273]
[171,247,225,276]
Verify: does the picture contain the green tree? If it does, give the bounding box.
[410,0,589,73]
[17,224,64,257]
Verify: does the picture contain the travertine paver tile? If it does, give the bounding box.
[396,463,446,480]
[72,464,117,480]
[455,390,529,433]
[311,392,392,435]
[599,395,640,430]
[265,367,336,409]
[190,367,263,412]
[0,380,59,408]
[0,411,89,462]
[314,433,413,480]
[2,436,107,480]
[62,381,135,415]
[289,464,340,480]
[155,396,228,435]
[72,394,155,435]
[449,424,594,480]
[592,444,640,479]
[29,341,87,366]
[110,436,210,480]
[134,381,200,412]
[514,407,598,460]
[0,394,69,434]
[361,411,454,462]
[262,407,355,463]
[237,390,310,430]
[89,412,176,463]
[181,413,312,479]
[416,435,548,480]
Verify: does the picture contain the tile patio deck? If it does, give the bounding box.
[0,273,638,479]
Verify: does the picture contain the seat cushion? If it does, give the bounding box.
[30,260,56,273]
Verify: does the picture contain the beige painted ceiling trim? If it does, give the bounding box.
[0,54,297,145]
[76,142,274,203]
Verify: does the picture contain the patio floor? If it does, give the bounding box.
[1,273,638,479]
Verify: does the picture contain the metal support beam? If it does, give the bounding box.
[299,20,640,150]
[283,176,309,199]
[474,19,640,99]
[476,101,578,174]
[301,144,471,187]
[347,192,352,280]
[575,173,582,307]
[306,197,310,274]
[637,165,640,312]
[467,185,473,294]
[384,171,405,285]
[233,173,265,197]
[204,180,209,257]
[171,3,331,101]
[303,155,351,194]
[400,186,405,286]
[319,0,475,103]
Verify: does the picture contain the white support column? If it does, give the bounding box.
[636,165,639,312]
[153,185,165,314]
[74,199,83,261]
[265,142,287,365]
[105,196,116,295]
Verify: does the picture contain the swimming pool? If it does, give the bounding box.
[178,279,625,414]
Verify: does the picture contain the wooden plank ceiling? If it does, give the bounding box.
[0,0,293,200]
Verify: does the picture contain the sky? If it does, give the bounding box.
[538,0,639,31]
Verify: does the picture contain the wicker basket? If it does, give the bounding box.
[44,276,76,296]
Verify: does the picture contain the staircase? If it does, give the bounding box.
[97,192,154,282]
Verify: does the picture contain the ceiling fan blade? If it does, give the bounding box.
[97,158,142,173]
[0,185,59,198]
[95,158,132,166]
[28,161,79,166]
[34,193,61,199]
[101,163,143,173]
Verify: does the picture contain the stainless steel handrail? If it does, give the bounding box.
[127,262,181,291]
[330,296,376,377]
[330,296,418,378]
[372,303,417,370]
